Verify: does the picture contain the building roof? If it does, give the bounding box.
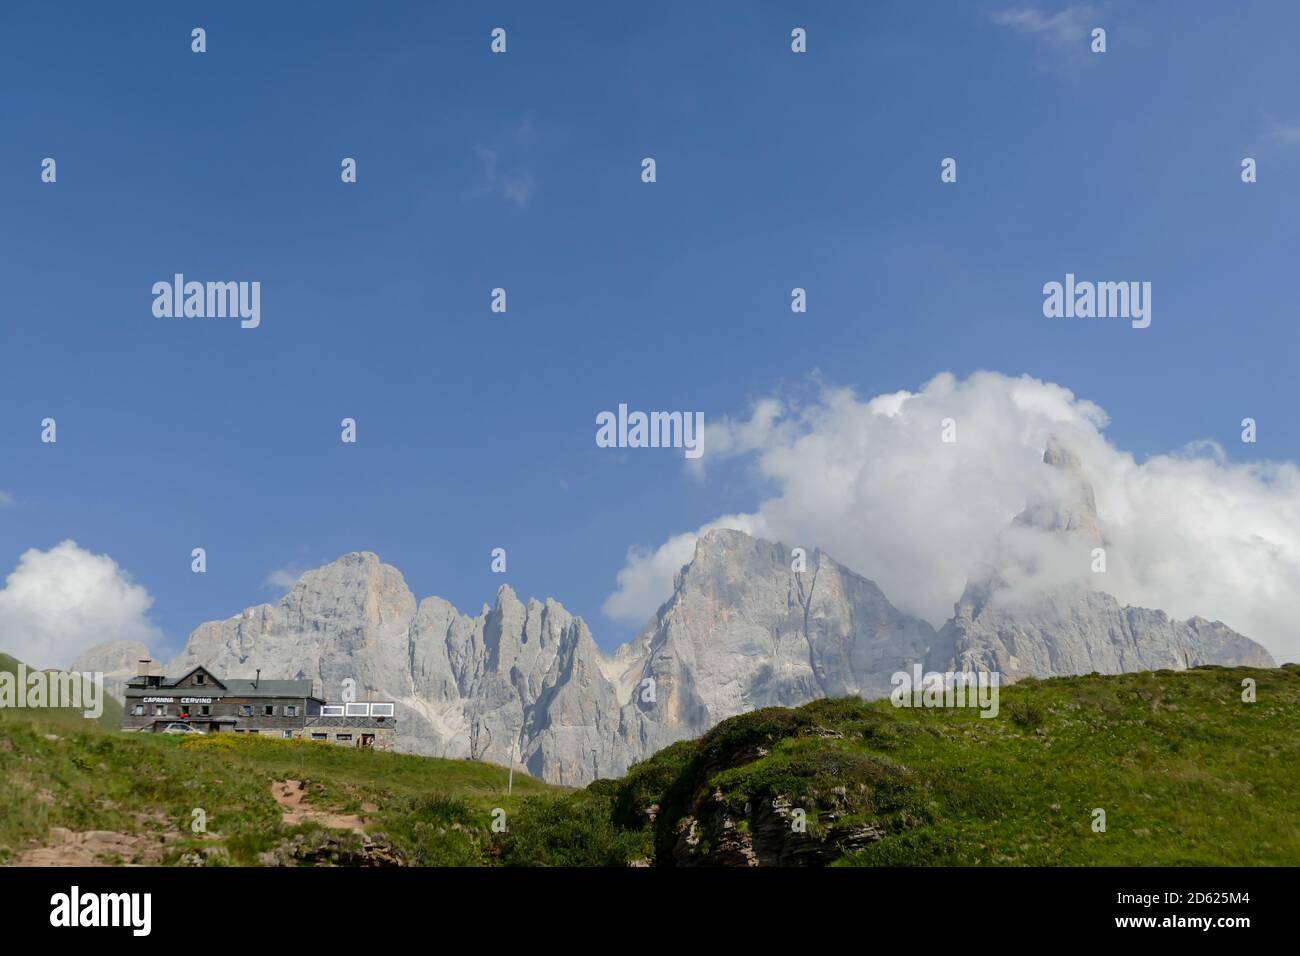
[223,678,317,697]
[124,675,319,699]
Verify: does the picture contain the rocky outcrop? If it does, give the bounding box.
[671,792,887,867]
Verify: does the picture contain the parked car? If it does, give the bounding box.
[161,722,205,735]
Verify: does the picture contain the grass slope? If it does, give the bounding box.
[0,651,555,865]
[0,652,123,729]
[2,662,1296,865]
[589,664,1300,866]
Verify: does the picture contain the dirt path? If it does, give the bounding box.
[9,782,373,865]
[271,779,374,834]
[12,826,179,866]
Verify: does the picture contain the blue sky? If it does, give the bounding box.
[2,1,1299,661]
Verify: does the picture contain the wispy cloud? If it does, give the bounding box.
[470,116,540,207]
[263,562,310,593]
[1266,122,1300,146]
[474,146,536,206]
[0,490,13,506]
[992,5,1095,48]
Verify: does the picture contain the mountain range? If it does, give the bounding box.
[72,441,1274,785]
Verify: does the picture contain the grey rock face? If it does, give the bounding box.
[615,531,938,761]
[76,442,1275,785]
[930,584,1274,680]
[161,553,634,787]
[70,639,153,703]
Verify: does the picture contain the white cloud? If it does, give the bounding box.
[474,146,535,206]
[263,563,309,592]
[686,398,788,481]
[468,116,543,207]
[0,540,162,669]
[603,513,769,623]
[992,5,1095,48]
[604,371,1300,663]
[1267,122,1300,146]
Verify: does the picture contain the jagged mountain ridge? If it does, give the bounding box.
[75,529,1272,786]
[161,556,633,786]
[71,438,1274,786]
[131,534,945,787]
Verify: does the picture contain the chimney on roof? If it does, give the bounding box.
[254,668,261,689]
[138,659,152,677]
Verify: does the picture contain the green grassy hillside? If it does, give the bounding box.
[2,662,1296,866]
[576,664,1300,866]
[0,652,123,729]
[0,651,556,865]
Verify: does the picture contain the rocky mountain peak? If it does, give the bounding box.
[937,439,1272,679]
[1042,434,1084,473]
[1014,436,1102,541]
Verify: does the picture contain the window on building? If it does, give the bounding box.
[154,704,166,716]
[240,705,252,717]
[282,730,293,739]
[337,734,352,742]
[195,673,205,685]
[234,729,245,734]
[200,705,211,716]
[311,733,327,740]
[264,705,275,717]
[286,705,298,717]
[132,704,144,716]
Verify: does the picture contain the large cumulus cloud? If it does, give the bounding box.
[604,371,1300,663]
[0,540,161,669]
